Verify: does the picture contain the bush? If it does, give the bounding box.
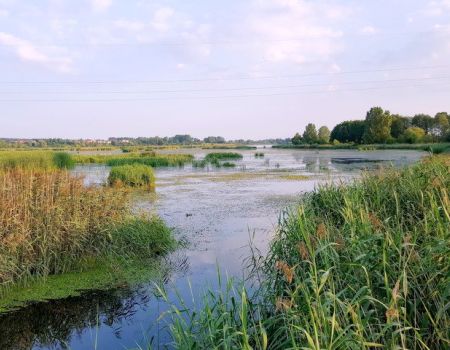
[108,164,155,189]
[403,127,426,143]
[204,152,243,161]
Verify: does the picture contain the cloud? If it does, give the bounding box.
[247,0,347,64]
[90,0,112,12]
[114,19,145,32]
[0,32,73,72]
[151,7,174,32]
[361,25,378,35]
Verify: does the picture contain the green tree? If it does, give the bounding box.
[303,123,318,144]
[330,120,365,143]
[291,133,303,145]
[390,115,411,139]
[434,112,449,140]
[403,127,425,143]
[363,107,392,144]
[412,114,434,134]
[318,126,331,144]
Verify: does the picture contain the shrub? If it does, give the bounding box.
[108,164,155,189]
[403,127,426,143]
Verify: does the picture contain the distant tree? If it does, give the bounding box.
[291,133,303,145]
[303,123,318,144]
[390,115,411,139]
[363,107,392,144]
[203,136,226,143]
[330,120,365,143]
[318,126,331,144]
[403,127,426,144]
[433,112,450,140]
[412,114,434,134]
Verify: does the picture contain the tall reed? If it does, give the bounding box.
[164,156,450,349]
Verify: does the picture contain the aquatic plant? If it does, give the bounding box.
[163,156,450,349]
[204,152,243,161]
[52,152,75,169]
[0,168,172,289]
[74,153,193,167]
[0,151,55,169]
[192,159,208,168]
[221,162,236,167]
[108,164,155,189]
[255,152,265,157]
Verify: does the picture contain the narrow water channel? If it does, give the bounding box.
[0,149,424,350]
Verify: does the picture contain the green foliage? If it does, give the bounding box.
[330,120,365,143]
[0,151,55,169]
[108,164,155,188]
[52,152,75,169]
[317,126,331,144]
[291,132,303,145]
[302,123,318,144]
[363,106,392,143]
[390,114,411,138]
[434,112,450,139]
[402,126,426,143]
[221,162,236,167]
[412,114,434,133]
[255,152,265,157]
[204,152,243,161]
[164,156,450,349]
[74,153,194,167]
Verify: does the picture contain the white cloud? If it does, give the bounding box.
[247,0,347,64]
[151,7,174,32]
[361,25,378,35]
[0,32,73,72]
[90,0,112,12]
[114,19,145,32]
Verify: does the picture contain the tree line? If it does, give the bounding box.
[291,107,450,145]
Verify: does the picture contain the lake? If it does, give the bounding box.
[0,148,425,350]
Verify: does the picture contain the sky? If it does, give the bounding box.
[0,0,450,140]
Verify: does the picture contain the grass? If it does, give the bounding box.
[0,168,173,292]
[0,150,76,170]
[108,164,155,189]
[74,153,194,167]
[204,152,243,161]
[221,162,236,167]
[162,156,450,349]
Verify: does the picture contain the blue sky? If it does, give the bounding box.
[1,0,449,139]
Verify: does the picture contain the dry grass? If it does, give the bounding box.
[0,168,129,286]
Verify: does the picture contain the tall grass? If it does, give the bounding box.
[108,164,155,189]
[164,156,450,349]
[0,151,75,169]
[74,153,193,167]
[0,168,172,289]
[204,152,243,161]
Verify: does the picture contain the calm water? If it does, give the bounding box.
[0,148,424,350]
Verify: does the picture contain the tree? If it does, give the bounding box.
[412,114,434,134]
[318,126,331,144]
[390,115,411,139]
[303,123,318,144]
[363,107,392,144]
[291,133,303,145]
[330,120,365,143]
[434,112,450,140]
[403,127,425,144]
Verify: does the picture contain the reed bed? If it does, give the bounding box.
[108,164,155,189]
[204,152,243,161]
[163,156,450,349]
[74,153,193,167]
[0,168,172,289]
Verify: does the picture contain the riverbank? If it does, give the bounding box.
[273,142,450,153]
[164,155,450,349]
[0,167,175,311]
